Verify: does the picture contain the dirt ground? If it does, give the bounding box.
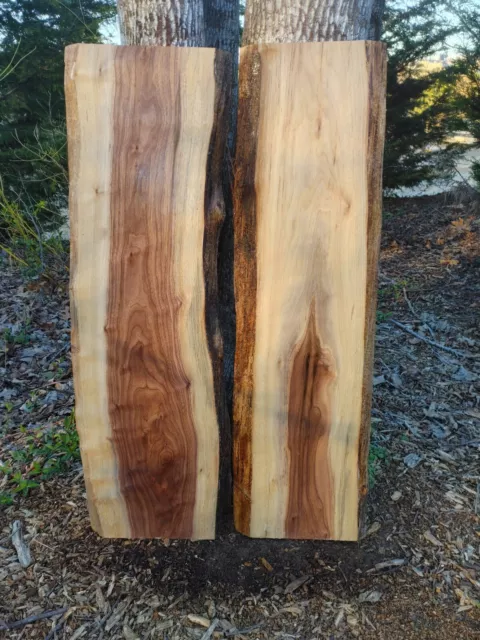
[1,194,479,639]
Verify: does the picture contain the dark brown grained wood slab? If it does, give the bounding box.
[233,41,386,540]
[65,44,230,539]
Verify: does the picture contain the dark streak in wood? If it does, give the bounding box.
[107,48,197,538]
[233,46,262,536]
[285,301,335,539]
[358,42,387,532]
[203,50,232,531]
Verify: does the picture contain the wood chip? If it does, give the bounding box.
[123,624,139,640]
[358,590,382,603]
[106,573,115,597]
[260,557,273,572]
[424,530,443,546]
[334,609,345,627]
[70,624,87,640]
[364,521,381,537]
[391,372,402,388]
[155,620,174,632]
[368,559,406,573]
[284,575,310,594]
[188,615,211,628]
[435,450,456,464]
[280,606,303,616]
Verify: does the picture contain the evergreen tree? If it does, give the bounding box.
[447,1,480,188]
[383,0,460,191]
[0,0,116,208]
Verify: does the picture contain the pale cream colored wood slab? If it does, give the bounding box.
[233,41,387,540]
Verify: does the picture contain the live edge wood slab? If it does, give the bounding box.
[65,44,230,539]
[233,42,387,541]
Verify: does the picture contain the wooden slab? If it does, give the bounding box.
[233,41,386,540]
[65,44,230,539]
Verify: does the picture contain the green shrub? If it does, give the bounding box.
[0,181,68,279]
[471,159,480,190]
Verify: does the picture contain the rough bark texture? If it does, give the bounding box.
[243,0,378,44]
[203,53,234,533]
[203,0,239,428]
[368,0,385,40]
[117,0,205,46]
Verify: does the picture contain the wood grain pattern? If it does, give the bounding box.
[66,44,230,539]
[233,41,386,541]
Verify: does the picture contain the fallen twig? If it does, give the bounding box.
[367,558,407,574]
[11,520,32,568]
[390,320,472,358]
[226,623,264,637]
[0,608,68,631]
[43,609,72,640]
[200,618,219,640]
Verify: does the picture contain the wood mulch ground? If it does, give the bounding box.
[0,194,479,639]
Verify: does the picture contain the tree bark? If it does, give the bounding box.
[117,0,205,46]
[243,0,380,44]
[368,0,385,40]
[203,0,239,416]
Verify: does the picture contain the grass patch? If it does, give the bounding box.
[368,440,389,488]
[0,410,80,505]
[378,279,408,304]
[376,310,393,323]
[1,319,32,347]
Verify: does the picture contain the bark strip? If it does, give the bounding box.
[358,41,387,530]
[232,46,262,536]
[203,51,233,531]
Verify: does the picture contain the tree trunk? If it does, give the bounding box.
[368,0,385,40]
[117,0,205,46]
[243,0,380,44]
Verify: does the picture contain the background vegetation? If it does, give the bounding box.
[0,0,115,276]
[0,0,479,269]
